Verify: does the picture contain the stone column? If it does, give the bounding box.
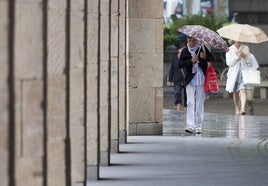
[14,1,44,185]
[0,1,9,185]
[127,0,163,135]
[99,0,111,166]
[110,0,119,153]
[87,0,100,180]
[118,0,127,144]
[47,1,68,185]
[69,0,86,184]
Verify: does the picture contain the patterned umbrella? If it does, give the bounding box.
[178,25,228,52]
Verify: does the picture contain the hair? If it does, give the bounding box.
[228,39,234,45]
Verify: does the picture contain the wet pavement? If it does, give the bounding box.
[163,86,268,116]
[164,109,268,139]
[87,88,268,186]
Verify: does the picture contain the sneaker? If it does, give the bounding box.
[185,126,193,133]
[195,127,202,134]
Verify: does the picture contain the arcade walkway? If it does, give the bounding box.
[87,109,268,186]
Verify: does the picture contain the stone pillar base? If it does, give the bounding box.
[110,139,119,153]
[99,151,109,166]
[128,123,163,136]
[119,130,127,144]
[87,165,99,180]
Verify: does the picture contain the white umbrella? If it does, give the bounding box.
[217,23,268,43]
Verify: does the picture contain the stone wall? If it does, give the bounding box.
[127,0,163,135]
[0,0,163,184]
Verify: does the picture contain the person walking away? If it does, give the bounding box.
[225,40,254,115]
[178,36,213,134]
[168,47,187,111]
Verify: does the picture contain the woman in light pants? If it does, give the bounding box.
[186,84,205,131]
[179,36,213,134]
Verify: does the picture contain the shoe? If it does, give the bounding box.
[185,126,193,133]
[195,127,202,134]
[241,112,246,115]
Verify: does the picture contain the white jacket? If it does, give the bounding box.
[225,44,251,93]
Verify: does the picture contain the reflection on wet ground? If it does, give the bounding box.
[88,109,268,186]
[163,109,268,139]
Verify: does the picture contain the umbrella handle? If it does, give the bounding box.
[197,46,202,56]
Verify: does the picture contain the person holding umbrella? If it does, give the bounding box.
[178,36,213,134]
[178,25,228,134]
[225,40,255,115]
[217,23,268,115]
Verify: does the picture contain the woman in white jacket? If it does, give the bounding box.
[225,40,252,115]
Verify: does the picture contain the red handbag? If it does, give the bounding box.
[204,62,219,93]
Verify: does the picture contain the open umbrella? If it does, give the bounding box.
[217,23,268,43]
[178,25,229,52]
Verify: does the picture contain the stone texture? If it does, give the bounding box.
[155,88,163,123]
[118,0,127,144]
[111,58,119,152]
[47,76,66,139]
[87,165,99,180]
[155,19,164,54]
[70,11,84,69]
[70,1,86,184]
[99,0,110,166]
[70,69,84,126]
[119,130,127,144]
[128,53,163,88]
[15,2,43,79]
[128,0,163,18]
[86,0,100,180]
[128,88,156,123]
[15,80,22,157]
[47,139,66,186]
[136,122,162,135]
[0,1,9,185]
[110,0,119,154]
[100,151,109,166]
[100,0,110,15]
[47,1,66,76]
[0,0,165,183]
[119,55,126,132]
[70,126,85,183]
[127,0,163,135]
[47,1,67,185]
[16,157,43,186]
[88,0,99,13]
[22,80,44,156]
[110,139,119,153]
[128,18,156,53]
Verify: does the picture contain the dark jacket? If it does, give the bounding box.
[168,56,185,86]
[178,46,213,85]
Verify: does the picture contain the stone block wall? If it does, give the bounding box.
[127,0,163,135]
[0,0,163,184]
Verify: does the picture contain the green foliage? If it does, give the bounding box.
[164,14,230,50]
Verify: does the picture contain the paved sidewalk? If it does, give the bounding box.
[163,86,268,116]
[87,110,268,186]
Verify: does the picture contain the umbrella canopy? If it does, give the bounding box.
[217,23,268,43]
[178,25,229,52]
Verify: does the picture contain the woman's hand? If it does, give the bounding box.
[236,51,247,58]
[199,51,206,59]
[191,56,198,63]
